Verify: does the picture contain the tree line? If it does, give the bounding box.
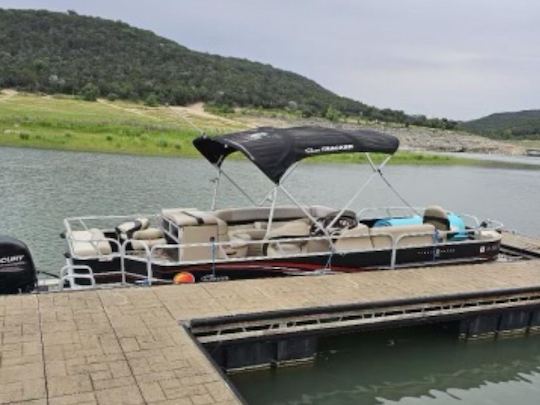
[0,9,457,129]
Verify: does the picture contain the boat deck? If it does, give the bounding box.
[2,233,540,404]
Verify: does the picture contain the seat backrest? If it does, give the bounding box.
[214,205,335,225]
[335,224,373,252]
[423,206,450,231]
[370,224,436,249]
[266,218,310,239]
[162,208,228,240]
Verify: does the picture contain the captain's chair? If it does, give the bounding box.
[423,206,450,231]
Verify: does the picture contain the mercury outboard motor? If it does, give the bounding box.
[0,235,36,294]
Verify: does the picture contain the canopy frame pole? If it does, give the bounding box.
[365,153,378,171]
[210,167,222,211]
[216,166,258,206]
[257,162,299,206]
[265,187,279,238]
[365,153,420,216]
[278,184,334,244]
[325,155,392,230]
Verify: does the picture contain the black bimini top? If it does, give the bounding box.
[193,126,399,184]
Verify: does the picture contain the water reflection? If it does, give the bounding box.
[231,326,540,405]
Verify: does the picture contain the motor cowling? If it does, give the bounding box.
[0,235,36,294]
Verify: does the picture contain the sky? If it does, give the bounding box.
[1,0,539,120]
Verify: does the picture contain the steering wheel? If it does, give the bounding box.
[309,211,358,236]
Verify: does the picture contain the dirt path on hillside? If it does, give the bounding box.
[97,99,245,130]
[2,90,525,155]
[168,103,245,127]
[0,89,17,102]
[97,99,161,121]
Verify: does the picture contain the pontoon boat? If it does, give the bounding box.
[53,126,502,288]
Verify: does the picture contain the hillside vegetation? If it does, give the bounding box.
[0,90,244,156]
[462,110,540,140]
[0,8,456,129]
[2,91,537,170]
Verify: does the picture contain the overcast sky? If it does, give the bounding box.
[1,0,539,120]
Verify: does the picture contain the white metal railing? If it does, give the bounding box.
[59,264,96,290]
[357,206,505,230]
[61,210,503,288]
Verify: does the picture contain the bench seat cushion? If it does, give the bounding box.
[70,229,112,257]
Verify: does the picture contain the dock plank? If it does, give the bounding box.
[502,231,540,254]
[1,260,540,404]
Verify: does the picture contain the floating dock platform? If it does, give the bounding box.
[1,232,540,404]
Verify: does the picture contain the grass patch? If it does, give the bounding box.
[1,92,536,169]
[0,92,243,157]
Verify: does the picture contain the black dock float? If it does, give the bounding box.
[190,286,540,372]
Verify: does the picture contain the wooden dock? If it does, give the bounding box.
[501,230,540,257]
[1,233,540,404]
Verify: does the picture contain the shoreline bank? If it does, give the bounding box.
[1,143,539,171]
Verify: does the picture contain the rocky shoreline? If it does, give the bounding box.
[237,113,524,156]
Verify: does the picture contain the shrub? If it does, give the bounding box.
[80,83,99,101]
[19,132,30,140]
[324,106,341,122]
[144,93,159,107]
[106,92,118,101]
[158,139,168,148]
[204,102,234,114]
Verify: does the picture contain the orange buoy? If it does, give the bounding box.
[173,271,195,284]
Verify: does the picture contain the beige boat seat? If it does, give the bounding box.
[214,205,335,224]
[70,228,112,258]
[116,217,150,240]
[423,206,450,231]
[267,241,304,257]
[370,224,436,249]
[266,218,311,239]
[162,208,228,239]
[265,218,311,257]
[335,224,373,252]
[212,205,336,257]
[130,228,167,250]
[221,231,252,258]
[161,208,250,261]
[228,227,267,257]
[266,238,330,256]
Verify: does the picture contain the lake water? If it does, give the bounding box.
[1,146,538,274]
[232,326,540,405]
[1,147,539,404]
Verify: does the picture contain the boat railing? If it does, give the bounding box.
[124,225,497,280]
[61,212,503,288]
[357,206,504,230]
[59,264,96,290]
[63,214,161,240]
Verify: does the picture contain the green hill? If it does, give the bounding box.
[0,8,455,129]
[462,110,540,140]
